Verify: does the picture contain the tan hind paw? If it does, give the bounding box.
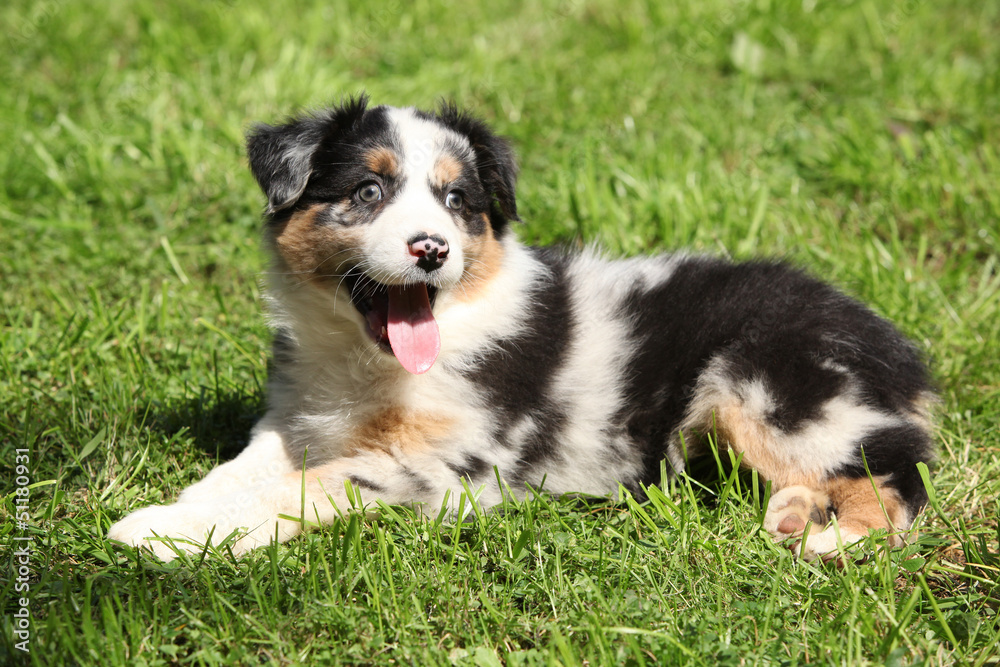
[763,485,830,540]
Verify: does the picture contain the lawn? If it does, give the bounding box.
[2,0,999,664]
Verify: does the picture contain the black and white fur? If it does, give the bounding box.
[109,96,935,562]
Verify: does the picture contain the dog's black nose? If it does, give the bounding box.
[407,232,449,272]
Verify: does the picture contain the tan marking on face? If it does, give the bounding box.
[365,146,399,177]
[820,475,908,546]
[432,154,463,187]
[270,203,361,285]
[346,407,453,456]
[711,400,819,488]
[455,216,505,302]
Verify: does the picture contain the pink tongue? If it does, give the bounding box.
[387,284,440,374]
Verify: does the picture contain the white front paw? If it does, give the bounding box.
[108,503,241,561]
[109,490,304,561]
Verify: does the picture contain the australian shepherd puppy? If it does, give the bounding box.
[109,95,935,562]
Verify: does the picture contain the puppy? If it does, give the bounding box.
[109,96,935,562]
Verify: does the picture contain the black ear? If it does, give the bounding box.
[247,95,370,214]
[436,103,519,230]
[246,118,325,214]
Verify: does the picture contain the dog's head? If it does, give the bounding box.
[247,95,519,374]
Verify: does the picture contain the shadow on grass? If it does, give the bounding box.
[681,454,766,509]
[145,384,265,462]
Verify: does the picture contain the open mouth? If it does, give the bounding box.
[344,269,441,374]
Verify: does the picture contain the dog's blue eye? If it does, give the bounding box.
[357,183,382,203]
[445,191,463,210]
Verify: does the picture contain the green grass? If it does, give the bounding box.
[2,0,999,664]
